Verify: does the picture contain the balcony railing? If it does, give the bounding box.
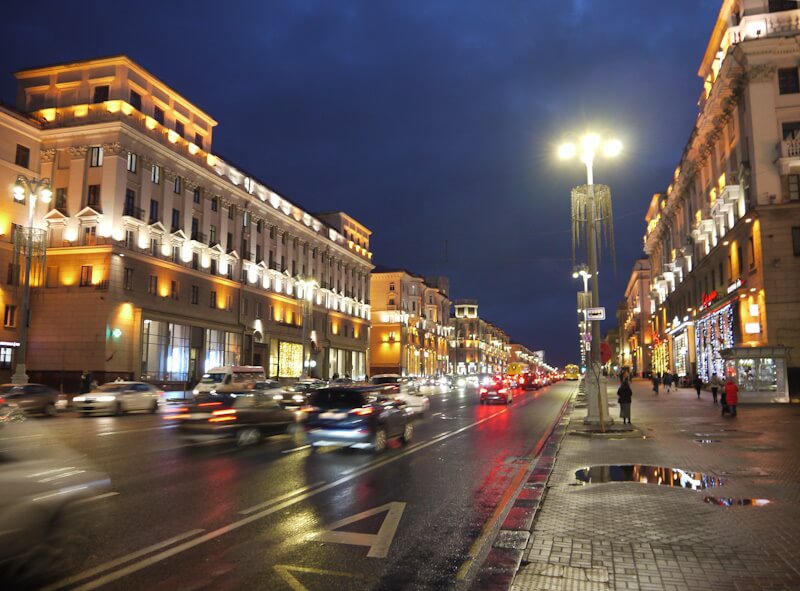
[123,205,144,220]
[782,137,800,158]
[728,9,800,45]
[191,231,207,244]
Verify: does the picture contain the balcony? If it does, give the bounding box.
[123,205,144,221]
[727,9,800,46]
[190,231,207,244]
[779,137,800,174]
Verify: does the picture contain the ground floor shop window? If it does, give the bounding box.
[272,341,302,378]
[673,332,689,377]
[0,346,12,369]
[696,303,735,381]
[725,358,780,392]
[204,329,240,371]
[141,320,191,381]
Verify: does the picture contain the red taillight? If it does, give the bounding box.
[300,405,320,413]
[499,388,508,394]
[198,401,222,407]
[164,413,190,420]
[209,408,237,423]
[0,396,5,405]
[479,388,487,394]
[350,406,374,416]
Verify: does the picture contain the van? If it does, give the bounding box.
[192,366,266,395]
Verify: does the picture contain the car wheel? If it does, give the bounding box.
[373,428,387,453]
[236,427,261,447]
[401,422,413,444]
[43,402,57,417]
[114,401,124,416]
[149,399,159,414]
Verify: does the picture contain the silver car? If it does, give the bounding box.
[73,381,163,415]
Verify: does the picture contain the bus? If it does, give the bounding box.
[506,362,530,376]
[565,364,580,380]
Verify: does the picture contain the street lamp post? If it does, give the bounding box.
[559,134,621,428]
[296,278,317,378]
[11,174,52,385]
[573,265,591,371]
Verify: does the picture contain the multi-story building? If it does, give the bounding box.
[368,268,451,376]
[449,300,510,375]
[509,343,540,371]
[0,56,372,388]
[622,258,652,377]
[642,0,800,401]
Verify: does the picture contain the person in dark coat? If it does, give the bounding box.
[710,373,722,404]
[672,373,680,389]
[617,380,633,424]
[79,370,93,394]
[664,373,672,392]
[693,375,703,399]
[651,373,660,395]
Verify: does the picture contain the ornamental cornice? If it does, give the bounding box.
[68,145,88,159]
[185,179,199,192]
[746,64,776,83]
[163,168,177,182]
[40,148,56,163]
[101,142,126,157]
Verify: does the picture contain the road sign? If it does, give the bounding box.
[586,307,606,321]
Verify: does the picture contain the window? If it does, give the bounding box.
[270,226,276,239]
[782,122,800,140]
[211,196,218,211]
[55,188,67,213]
[737,245,744,275]
[193,187,201,204]
[172,245,180,263]
[194,133,203,150]
[210,258,218,275]
[210,290,217,308]
[389,296,396,307]
[256,244,262,262]
[153,105,165,125]
[244,177,253,193]
[151,237,159,256]
[793,227,800,256]
[129,90,142,111]
[226,232,233,253]
[93,85,109,103]
[149,199,159,223]
[256,301,262,318]
[779,68,800,94]
[125,229,134,249]
[191,285,199,305]
[191,217,199,240]
[173,176,182,194]
[148,274,158,295]
[14,144,30,168]
[192,252,199,270]
[243,211,249,227]
[175,121,185,138]
[171,280,179,300]
[87,185,101,209]
[3,305,16,328]
[89,146,103,167]
[389,283,395,291]
[151,164,161,184]
[209,225,217,245]
[790,175,800,201]
[0,347,11,369]
[171,209,180,231]
[226,295,233,311]
[748,236,756,270]
[124,188,136,217]
[124,267,133,291]
[80,265,93,287]
[228,205,235,220]
[127,152,137,173]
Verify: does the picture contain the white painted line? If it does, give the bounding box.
[281,444,311,454]
[67,408,511,590]
[432,412,443,417]
[432,430,452,440]
[313,502,406,558]
[75,491,119,505]
[97,425,177,437]
[239,481,327,515]
[41,528,205,591]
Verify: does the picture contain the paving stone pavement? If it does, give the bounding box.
[512,379,800,591]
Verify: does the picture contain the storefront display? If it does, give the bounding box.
[673,331,689,377]
[722,346,789,403]
[695,303,735,381]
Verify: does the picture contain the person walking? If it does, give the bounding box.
[617,379,633,425]
[710,373,721,404]
[723,376,739,417]
[79,370,93,394]
[652,373,660,395]
[693,374,703,399]
[672,372,680,389]
[664,372,672,392]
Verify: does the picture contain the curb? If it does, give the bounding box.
[468,391,576,591]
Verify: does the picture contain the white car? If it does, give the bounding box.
[73,381,163,415]
[369,374,430,416]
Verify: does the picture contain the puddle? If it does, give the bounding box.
[574,465,724,490]
[704,496,771,507]
[694,439,720,444]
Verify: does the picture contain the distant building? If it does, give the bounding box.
[0,56,372,387]
[622,258,652,377]
[449,300,510,375]
[369,268,451,376]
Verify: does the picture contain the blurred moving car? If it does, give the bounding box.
[73,382,163,415]
[278,379,327,408]
[192,365,266,395]
[0,383,59,417]
[329,376,354,386]
[303,386,412,452]
[167,389,296,446]
[479,378,513,405]
[369,374,430,416]
[0,402,111,586]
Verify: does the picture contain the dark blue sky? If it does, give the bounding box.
[0,1,721,366]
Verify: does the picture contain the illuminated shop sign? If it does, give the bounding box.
[727,278,744,294]
[699,290,718,312]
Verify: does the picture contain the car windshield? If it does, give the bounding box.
[370,377,399,385]
[0,385,26,394]
[310,390,369,409]
[95,384,130,392]
[200,373,225,384]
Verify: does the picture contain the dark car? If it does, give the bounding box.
[0,383,60,417]
[167,390,296,446]
[479,378,513,405]
[302,387,412,452]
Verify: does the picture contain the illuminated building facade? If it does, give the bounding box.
[449,300,510,375]
[642,0,800,401]
[368,269,451,376]
[0,56,372,387]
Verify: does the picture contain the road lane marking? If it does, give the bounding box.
[274,565,373,591]
[65,407,512,590]
[41,528,205,591]
[97,425,177,436]
[282,444,311,454]
[239,481,327,515]
[312,502,406,558]
[74,491,119,505]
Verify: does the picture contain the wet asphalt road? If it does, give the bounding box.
[31,381,574,591]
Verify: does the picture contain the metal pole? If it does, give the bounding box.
[300,288,307,379]
[585,160,606,431]
[11,190,35,384]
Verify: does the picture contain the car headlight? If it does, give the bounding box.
[96,395,117,402]
[273,394,284,400]
[292,394,305,403]
[73,395,86,402]
[192,389,199,395]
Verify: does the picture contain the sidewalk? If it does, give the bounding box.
[511,378,800,591]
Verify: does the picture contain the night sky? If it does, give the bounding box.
[0,1,721,367]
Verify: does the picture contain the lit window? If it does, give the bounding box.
[151,164,161,184]
[80,265,93,287]
[3,305,17,328]
[89,146,104,167]
[127,152,137,173]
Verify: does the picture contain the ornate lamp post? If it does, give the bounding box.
[296,278,318,378]
[559,134,621,428]
[573,264,591,370]
[11,174,52,384]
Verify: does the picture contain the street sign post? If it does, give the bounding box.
[586,307,605,321]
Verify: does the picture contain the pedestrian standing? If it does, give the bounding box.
[693,374,703,399]
[724,376,739,417]
[672,372,680,389]
[617,379,633,425]
[664,373,672,392]
[79,370,92,394]
[652,373,660,395]
[710,373,721,404]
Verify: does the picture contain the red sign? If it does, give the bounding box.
[699,290,718,311]
[600,342,613,364]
